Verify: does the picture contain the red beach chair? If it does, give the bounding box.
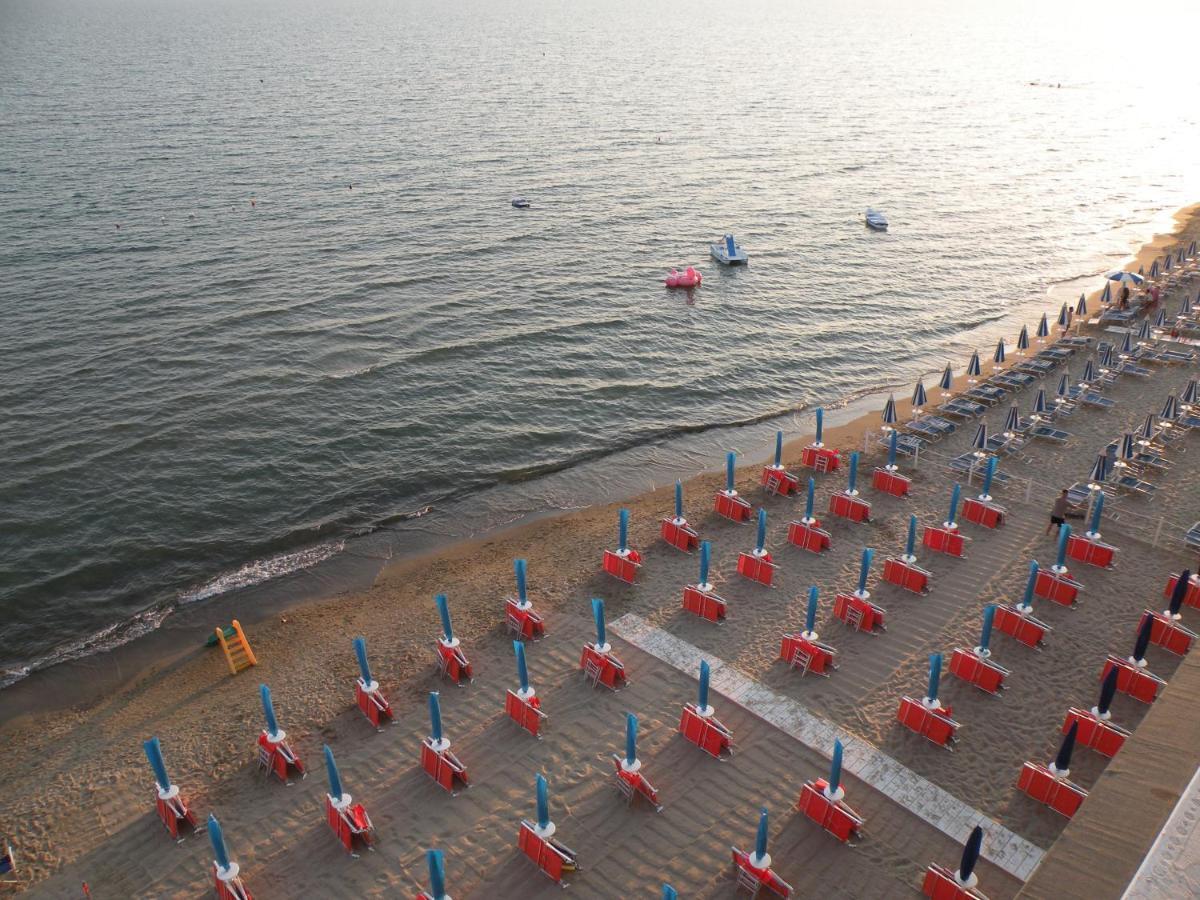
[506,598,545,640]
[882,557,931,594]
[1067,534,1116,569]
[801,445,840,472]
[922,864,989,900]
[436,640,473,684]
[256,732,304,783]
[682,585,727,623]
[1061,708,1128,758]
[779,632,837,676]
[518,821,578,884]
[661,517,699,552]
[1016,762,1087,818]
[787,519,831,553]
[992,605,1050,649]
[947,648,1008,694]
[212,864,252,900]
[1165,572,1200,609]
[796,778,864,843]
[761,465,799,496]
[326,794,374,854]
[579,643,626,690]
[420,737,470,793]
[356,678,393,728]
[922,525,968,557]
[611,755,662,811]
[1101,655,1165,703]
[872,467,911,498]
[602,547,642,583]
[505,689,546,738]
[1139,609,1196,655]
[155,787,198,840]
[1033,569,1082,607]
[833,592,886,634]
[678,703,733,758]
[961,497,1005,529]
[897,697,959,748]
[736,550,777,586]
[714,490,754,522]
[828,491,871,523]
[731,848,793,898]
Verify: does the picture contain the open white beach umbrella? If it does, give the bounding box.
[1032,387,1048,417]
[1058,302,1071,328]
[1016,325,1029,353]
[993,338,1006,365]
[1076,293,1088,316]
[1081,358,1096,384]
[1105,270,1145,286]
[967,350,981,379]
[1150,259,1161,279]
[1119,331,1135,356]
[1003,404,1020,436]
[1037,313,1049,340]
[1181,378,1198,408]
[881,394,898,428]
[1088,453,1109,489]
[1153,308,1168,328]
[1161,394,1180,421]
[1101,282,1112,304]
[939,363,954,393]
[971,421,988,454]
[912,380,928,411]
[1137,318,1153,341]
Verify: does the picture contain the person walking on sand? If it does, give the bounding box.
[1046,488,1069,535]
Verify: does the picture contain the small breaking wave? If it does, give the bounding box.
[179,540,347,604]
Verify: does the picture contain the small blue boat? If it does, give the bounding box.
[865,208,888,231]
[710,234,748,265]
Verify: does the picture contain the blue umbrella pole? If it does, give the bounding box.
[753,807,770,863]
[847,451,859,495]
[207,814,232,872]
[324,744,344,800]
[515,558,528,605]
[755,508,767,553]
[978,605,996,656]
[353,636,373,685]
[143,737,172,793]
[1087,492,1104,537]
[535,773,551,831]
[804,586,818,635]
[674,480,683,520]
[946,484,961,528]
[815,408,824,446]
[926,653,942,705]
[514,640,530,695]
[699,540,712,587]
[725,451,736,493]
[618,507,629,552]
[625,713,638,766]
[698,660,711,712]
[428,692,445,745]
[856,548,874,597]
[773,430,783,468]
[436,594,454,644]
[260,684,280,737]
[903,514,917,562]
[426,849,447,900]
[1053,524,1071,572]
[592,598,608,648]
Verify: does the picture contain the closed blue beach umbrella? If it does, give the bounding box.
[1164,253,1174,272]
[1180,378,1197,408]
[966,350,981,382]
[1182,294,1193,315]
[971,421,988,457]
[1119,330,1134,356]
[1150,259,1161,279]
[1032,387,1048,418]
[1137,318,1153,342]
[1076,293,1088,316]
[1137,412,1156,445]
[1101,282,1111,303]
[1118,432,1135,464]
[912,380,927,412]
[993,338,1006,365]
[1037,313,1049,340]
[1003,404,1020,436]
[1016,325,1029,354]
[1161,394,1180,421]
[939,362,954,396]
[1188,240,1197,258]
[1058,302,1071,328]
[1088,453,1108,489]
[1098,345,1113,370]
[881,394,898,429]
[1055,372,1070,403]
[1080,359,1095,384]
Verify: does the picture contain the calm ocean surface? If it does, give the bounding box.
[2,0,1199,685]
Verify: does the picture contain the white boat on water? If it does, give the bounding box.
[710,233,748,265]
[865,208,888,231]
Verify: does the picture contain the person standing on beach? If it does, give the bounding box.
[1046,489,1069,535]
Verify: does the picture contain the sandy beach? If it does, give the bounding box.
[4,208,1200,898]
